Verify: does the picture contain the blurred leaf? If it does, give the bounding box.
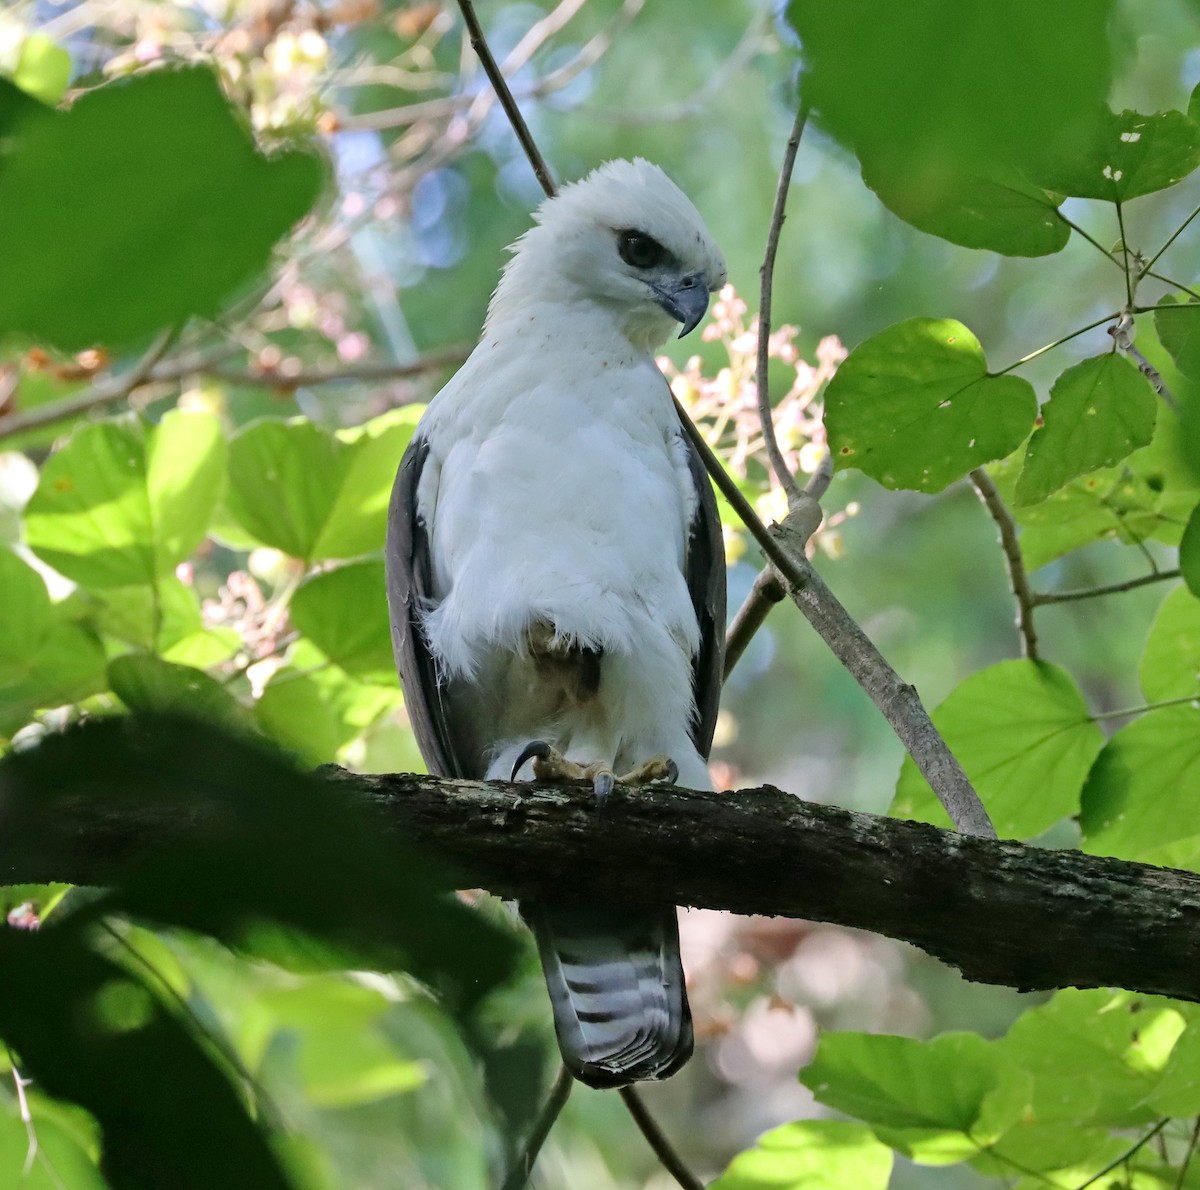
[1150,1019,1200,1116]
[1183,504,1200,596]
[10,34,71,105]
[0,546,53,675]
[801,1031,1026,1164]
[255,667,354,766]
[1140,585,1200,701]
[1155,295,1200,382]
[1032,108,1200,201]
[0,927,292,1189]
[891,661,1103,838]
[788,0,1110,254]
[290,561,395,682]
[0,1093,106,1190]
[224,409,417,563]
[994,989,1184,1127]
[0,713,519,1011]
[825,319,1036,493]
[108,653,246,727]
[1081,707,1200,869]
[711,1120,893,1189]
[1016,354,1157,506]
[24,411,225,587]
[0,67,324,350]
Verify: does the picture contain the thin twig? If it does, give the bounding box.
[969,469,1039,660]
[756,102,809,506]
[676,401,995,838]
[1144,201,1200,275]
[205,345,470,390]
[1032,568,1181,606]
[0,327,176,439]
[499,1064,573,1190]
[1074,1118,1167,1190]
[455,0,556,198]
[1173,1115,1200,1190]
[619,1087,703,1190]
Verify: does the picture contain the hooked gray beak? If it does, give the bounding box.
[653,273,710,338]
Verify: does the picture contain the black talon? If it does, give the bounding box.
[511,740,552,781]
[664,758,679,785]
[593,771,614,804]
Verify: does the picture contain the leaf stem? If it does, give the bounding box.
[1143,270,1200,303]
[1074,1118,1167,1190]
[1054,210,1124,270]
[1033,568,1181,606]
[993,312,1121,377]
[1173,1115,1200,1190]
[499,1065,573,1190]
[1143,201,1200,275]
[1091,694,1198,722]
[619,1086,703,1190]
[1115,200,1135,307]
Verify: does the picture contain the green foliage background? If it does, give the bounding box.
[0,0,1199,1186]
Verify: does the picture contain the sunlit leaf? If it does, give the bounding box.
[1081,707,1200,870]
[711,1120,893,1190]
[1183,504,1200,597]
[290,561,395,682]
[825,319,1036,492]
[1016,354,1157,506]
[1140,585,1200,701]
[24,412,225,587]
[891,661,1103,838]
[0,68,324,350]
[10,33,71,105]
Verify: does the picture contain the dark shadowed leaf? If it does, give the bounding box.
[108,653,248,728]
[0,928,292,1189]
[0,714,519,1011]
[824,319,1037,493]
[0,68,324,350]
[1016,354,1157,506]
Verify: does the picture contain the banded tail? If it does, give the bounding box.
[525,902,693,1088]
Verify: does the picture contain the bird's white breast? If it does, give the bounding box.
[417,307,699,679]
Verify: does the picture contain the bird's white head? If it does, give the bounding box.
[488,158,727,353]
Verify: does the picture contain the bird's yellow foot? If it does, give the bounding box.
[511,741,616,801]
[617,755,679,786]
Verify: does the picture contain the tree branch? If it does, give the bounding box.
[12,769,1195,1003]
[970,468,1039,659]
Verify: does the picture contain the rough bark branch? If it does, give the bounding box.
[18,770,1200,1005]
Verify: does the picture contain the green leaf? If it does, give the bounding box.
[290,561,395,682]
[891,661,1103,838]
[108,654,246,728]
[786,0,1110,254]
[1140,585,1200,701]
[0,67,324,350]
[1150,1020,1200,1116]
[710,1120,893,1190]
[0,1099,106,1190]
[800,1031,1025,1164]
[1081,707,1200,869]
[1016,354,1157,506]
[24,412,225,587]
[1032,108,1200,201]
[995,989,1185,1127]
[1183,504,1200,597]
[11,33,71,105]
[0,546,54,675]
[859,155,1067,257]
[1157,296,1200,382]
[825,319,1037,492]
[224,408,417,562]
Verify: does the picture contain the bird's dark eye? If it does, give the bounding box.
[617,229,666,270]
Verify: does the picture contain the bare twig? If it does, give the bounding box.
[619,1087,703,1190]
[969,469,1040,660]
[1109,312,1177,409]
[204,345,470,390]
[756,102,809,507]
[1033,568,1182,606]
[454,0,556,198]
[0,328,177,442]
[499,1064,573,1190]
[1074,1118,1167,1190]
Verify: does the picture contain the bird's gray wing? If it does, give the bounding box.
[385,433,467,779]
[682,426,727,757]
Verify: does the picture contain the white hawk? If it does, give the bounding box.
[386,158,727,1087]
